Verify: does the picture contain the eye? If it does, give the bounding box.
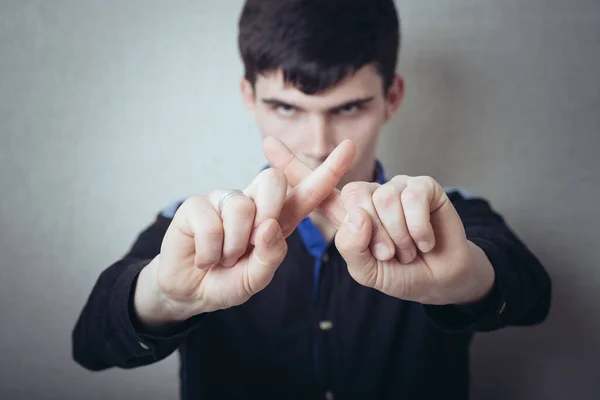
[275,104,297,117]
[338,104,361,116]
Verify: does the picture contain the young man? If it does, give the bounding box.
[73,1,551,399]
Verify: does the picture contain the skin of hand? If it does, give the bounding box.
[263,137,495,306]
[133,139,357,329]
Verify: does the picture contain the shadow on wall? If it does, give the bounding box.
[382,52,599,399]
[470,237,598,399]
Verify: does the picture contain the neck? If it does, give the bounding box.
[336,158,378,190]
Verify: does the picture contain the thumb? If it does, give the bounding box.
[335,207,378,288]
[245,218,288,295]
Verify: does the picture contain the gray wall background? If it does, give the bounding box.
[1,0,599,398]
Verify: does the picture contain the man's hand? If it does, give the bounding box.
[134,140,356,330]
[263,137,495,306]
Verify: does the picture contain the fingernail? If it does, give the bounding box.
[418,241,432,253]
[347,209,364,233]
[400,249,415,264]
[265,224,281,245]
[219,258,235,268]
[374,243,392,260]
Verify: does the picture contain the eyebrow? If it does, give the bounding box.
[261,96,375,113]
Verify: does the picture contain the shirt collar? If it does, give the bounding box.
[373,159,387,185]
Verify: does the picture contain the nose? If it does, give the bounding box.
[308,114,335,161]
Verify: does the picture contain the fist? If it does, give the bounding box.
[264,139,495,306]
[145,138,356,320]
[157,168,289,316]
[335,176,475,304]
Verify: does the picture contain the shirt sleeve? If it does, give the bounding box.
[72,204,204,371]
[424,190,552,333]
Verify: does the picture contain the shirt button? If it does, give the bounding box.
[139,341,150,350]
[325,391,334,400]
[322,253,329,263]
[319,320,333,331]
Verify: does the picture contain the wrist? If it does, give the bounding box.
[452,241,496,305]
[133,256,195,331]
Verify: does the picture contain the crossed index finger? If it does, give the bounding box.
[262,136,354,236]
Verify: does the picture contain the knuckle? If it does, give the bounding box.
[261,237,288,265]
[401,187,423,204]
[234,196,256,215]
[221,196,255,220]
[182,195,206,210]
[409,175,435,191]
[341,182,370,201]
[334,234,349,252]
[271,241,288,263]
[408,226,430,240]
[256,168,288,193]
[207,189,224,201]
[394,234,414,248]
[303,182,323,202]
[200,222,224,240]
[390,175,411,187]
[260,167,287,185]
[223,246,246,264]
[373,184,399,208]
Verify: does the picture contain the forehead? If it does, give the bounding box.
[254,64,384,110]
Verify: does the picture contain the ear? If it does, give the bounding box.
[240,78,256,111]
[384,74,404,122]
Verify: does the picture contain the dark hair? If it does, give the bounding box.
[238,0,400,95]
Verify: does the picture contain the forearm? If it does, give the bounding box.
[424,192,551,333]
[72,255,204,371]
[72,258,165,370]
[467,230,551,329]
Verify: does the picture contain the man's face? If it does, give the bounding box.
[241,64,404,187]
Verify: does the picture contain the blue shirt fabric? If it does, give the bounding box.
[297,159,387,301]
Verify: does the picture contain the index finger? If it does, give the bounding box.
[263,136,355,234]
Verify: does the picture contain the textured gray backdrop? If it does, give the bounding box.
[1,1,599,399]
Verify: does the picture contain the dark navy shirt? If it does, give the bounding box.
[72,162,551,400]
